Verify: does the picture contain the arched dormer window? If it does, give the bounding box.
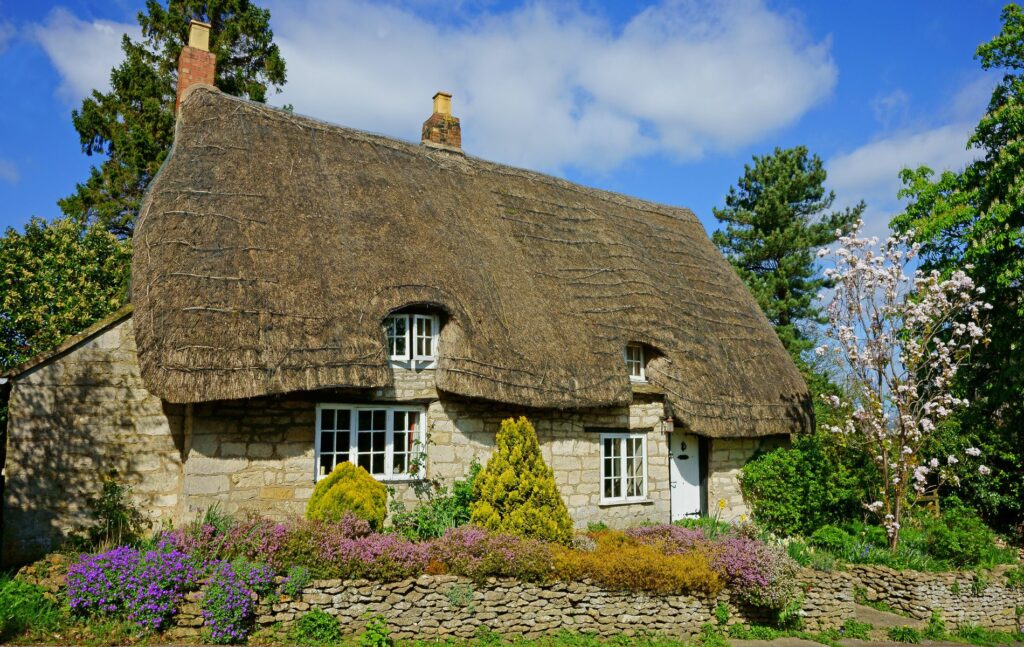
[624,342,646,382]
[384,311,440,368]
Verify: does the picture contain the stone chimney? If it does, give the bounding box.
[421,92,462,151]
[176,20,215,112]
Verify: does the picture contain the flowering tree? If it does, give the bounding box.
[816,222,991,548]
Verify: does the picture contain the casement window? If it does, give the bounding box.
[384,313,439,366]
[315,404,426,481]
[600,432,647,503]
[625,343,646,382]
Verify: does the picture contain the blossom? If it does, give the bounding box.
[978,465,991,476]
[966,447,982,457]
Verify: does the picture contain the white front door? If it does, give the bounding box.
[669,431,701,520]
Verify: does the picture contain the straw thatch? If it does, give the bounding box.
[132,86,811,437]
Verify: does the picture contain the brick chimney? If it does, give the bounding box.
[176,20,215,112]
[421,92,462,151]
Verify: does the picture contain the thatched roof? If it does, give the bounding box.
[132,86,811,437]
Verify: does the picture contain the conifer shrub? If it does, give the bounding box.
[470,417,574,544]
[306,463,387,530]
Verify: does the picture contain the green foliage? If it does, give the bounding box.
[62,0,287,238]
[671,516,730,539]
[924,610,947,640]
[695,623,729,647]
[712,145,863,354]
[785,539,836,572]
[70,477,149,550]
[360,615,393,647]
[306,462,387,530]
[954,623,1024,646]
[739,433,870,537]
[1005,565,1024,590]
[841,619,873,641]
[887,626,923,643]
[0,217,129,372]
[446,583,476,611]
[290,609,342,645]
[0,576,65,642]
[392,460,480,540]
[470,417,573,544]
[713,602,729,626]
[281,564,312,598]
[920,506,1012,568]
[890,6,1024,539]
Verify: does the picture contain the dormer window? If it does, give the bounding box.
[384,313,439,367]
[625,343,646,382]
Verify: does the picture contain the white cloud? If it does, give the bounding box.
[827,121,980,238]
[0,20,14,55]
[30,8,135,103]
[0,158,18,184]
[271,0,836,171]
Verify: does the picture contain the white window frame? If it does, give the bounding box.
[625,343,646,382]
[384,313,439,368]
[314,404,426,482]
[599,432,648,504]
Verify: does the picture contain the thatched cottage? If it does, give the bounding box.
[1,23,810,565]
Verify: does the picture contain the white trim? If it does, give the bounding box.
[599,431,648,504]
[384,313,439,369]
[625,343,646,382]
[314,403,426,482]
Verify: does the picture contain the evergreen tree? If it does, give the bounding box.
[471,417,574,544]
[712,146,863,355]
[60,0,287,238]
[891,4,1024,537]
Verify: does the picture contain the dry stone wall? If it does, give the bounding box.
[170,570,854,641]
[850,564,1024,631]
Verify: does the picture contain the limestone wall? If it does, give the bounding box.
[850,564,1024,631]
[707,435,788,521]
[3,318,183,565]
[170,570,854,640]
[184,385,672,529]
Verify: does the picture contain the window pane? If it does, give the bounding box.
[358,453,372,472]
[358,410,373,430]
[372,453,385,475]
[358,432,372,452]
[394,428,407,453]
[321,431,335,454]
[337,410,350,432]
[337,430,350,454]
[393,451,407,474]
[319,453,332,477]
[372,431,386,452]
[320,408,335,430]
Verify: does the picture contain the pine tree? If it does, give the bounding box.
[60,0,287,238]
[712,146,863,355]
[471,417,574,544]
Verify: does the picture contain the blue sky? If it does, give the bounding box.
[0,0,1006,238]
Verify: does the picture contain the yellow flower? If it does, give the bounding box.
[717,498,726,510]
[739,514,747,522]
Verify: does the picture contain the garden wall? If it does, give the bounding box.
[169,569,854,641]
[850,564,1024,631]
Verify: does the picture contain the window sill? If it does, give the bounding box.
[598,498,654,507]
[388,360,437,371]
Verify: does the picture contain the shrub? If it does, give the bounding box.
[709,534,799,609]
[624,524,708,553]
[307,463,388,530]
[0,576,64,642]
[739,433,869,537]
[360,615,393,647]
[314,533,430,581]
[430,526,554,582]
[470,417,573,544]
[66,544,197,631]
[921,508,1012,568]
[69,477,149,550]
[291,608,342,645]
[392,460,481,541]
[808,525,855,555]
[552,532,722,596]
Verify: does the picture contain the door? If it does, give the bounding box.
[669,431,701,520]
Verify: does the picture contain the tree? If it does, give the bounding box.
[713,146,864,355]
[60,0,287,238]
[470,417,573,544]
[817,223,989,548]
[891,4,1024,538]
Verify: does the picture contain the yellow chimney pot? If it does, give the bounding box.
[433,91,452,116]
[188,20,211,52]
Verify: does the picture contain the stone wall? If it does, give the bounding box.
[3,317,183,566]
[850,564,1024,631]
[170,570,853,641]
[706,435,788,521]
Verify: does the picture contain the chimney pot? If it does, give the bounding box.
[422,91,462,151]
[188,20,211,52]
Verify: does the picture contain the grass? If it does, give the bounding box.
[0,575,66,643]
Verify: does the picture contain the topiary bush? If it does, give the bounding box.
[306,462,387,530]
[470,417,573,544]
